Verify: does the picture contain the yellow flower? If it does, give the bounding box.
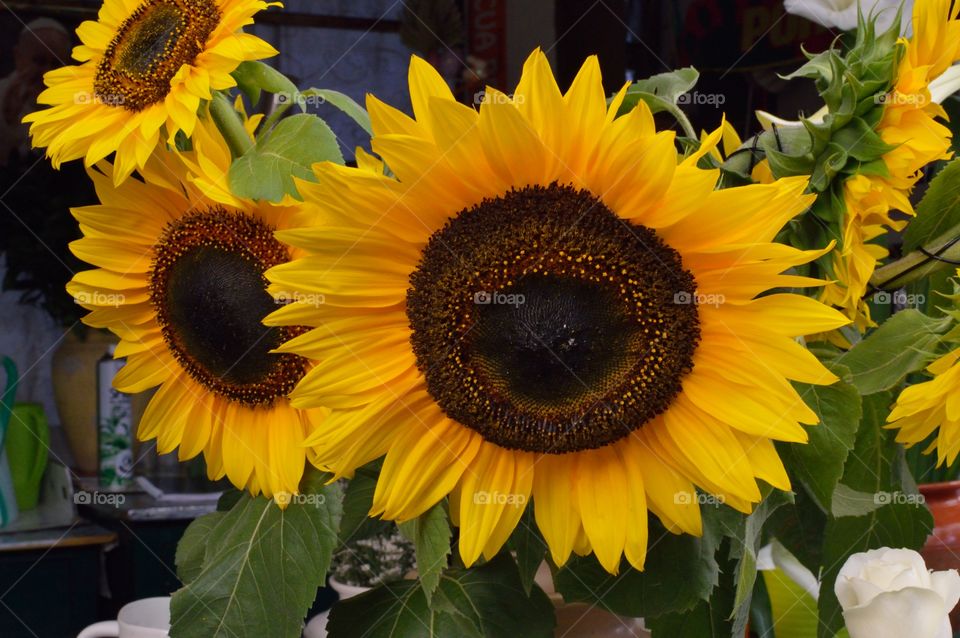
[66,115,324,499]
[888,348,960,466]
[266,51,849,573]
[823,0,960,330]
[24,0,278,185]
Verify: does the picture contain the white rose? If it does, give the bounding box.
[783,0,913,35]
[835,548,960,638]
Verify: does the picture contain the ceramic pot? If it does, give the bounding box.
[51,330,116,475]
[919,481,960,628]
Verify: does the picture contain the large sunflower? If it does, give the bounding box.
[66,112,324,499]
[822,0,960,331]
[266,51,849,573]
[888,347,960,466]
[24,0,277,185]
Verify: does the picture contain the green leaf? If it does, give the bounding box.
[839,309,951,394]
[816,393,934,638]
[615,68,699,138]
[508,507,548,595]
[832,117,896,162]
[778,366,862,511]
[303,89,372,135]
[217,488,243,512]
[766,488,826,576]
[647,542,737,638]
[749,572,775,638]
[231,60,299,100]
[398,502,451,603]
[228,113,344,202]
[230,61,263,105]
[554,516,720,618]
[840,392,913,494]
[903,160,960,252]
[829,484,885,517]
[728,491,793,636]
[782,49,836,84]
[620,67,699,106]
[175,512,225,585]
[339,462,392,544]
[169,480,344,638]
[760,126,816,179]
[326,554,555,638]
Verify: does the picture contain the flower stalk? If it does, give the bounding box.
[209,92,253,158]
[869,224,960,292]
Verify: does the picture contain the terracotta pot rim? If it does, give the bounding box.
[919,480,960,494]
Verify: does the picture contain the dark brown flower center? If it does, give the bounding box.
[407,184,701,454]
[149,208,308,406]
[94,0,220,111]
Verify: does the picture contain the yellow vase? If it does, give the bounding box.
[51,330,117,476]
[52,330,153,477]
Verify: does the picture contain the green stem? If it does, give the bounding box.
[230,61,304,139]
[648,94,697,140]
[209,92,253,158]
[259,100,293,140]
[869,224,960,292]
[239,61,300,98]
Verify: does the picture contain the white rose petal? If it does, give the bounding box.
[836,548,960,638]
[843,575,890,608]
[842,587,949,638]
[930,570,960,612]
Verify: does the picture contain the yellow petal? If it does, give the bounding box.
[372,416,481,521]
[533,453,580,566]
[577,446,628,574]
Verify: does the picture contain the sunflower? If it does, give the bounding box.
[888,347,960,465]
[266,51,849,573]
[66,112,324,499]
[24,0,278,185]
[821,0,960,331]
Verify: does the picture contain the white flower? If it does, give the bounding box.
[836,548,960,638]
[784,0,913,35]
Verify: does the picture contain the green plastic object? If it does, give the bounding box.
[0,356,20,526]
[7,403,49,510]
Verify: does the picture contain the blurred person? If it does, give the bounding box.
[1,18,70,166]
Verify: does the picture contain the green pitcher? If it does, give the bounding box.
[7,403,49,510]
[0,356,20,526]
